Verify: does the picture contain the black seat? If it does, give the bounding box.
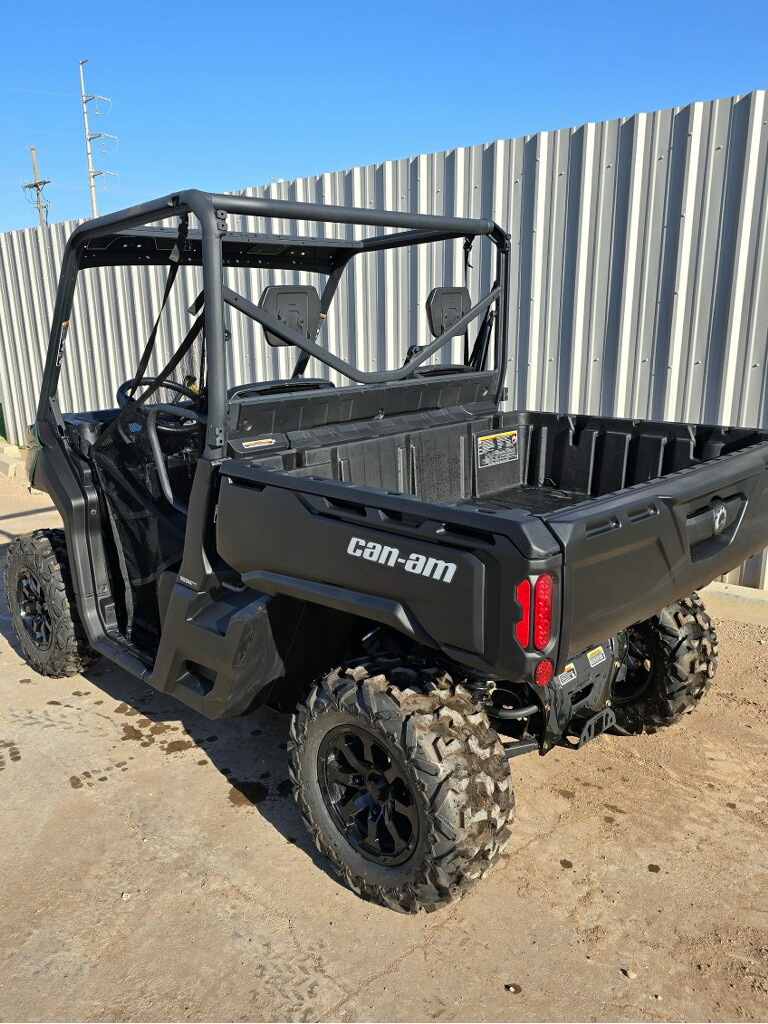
[403,286,474,370]
[229,285,333,397]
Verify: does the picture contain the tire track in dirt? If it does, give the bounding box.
[0,739,21,770]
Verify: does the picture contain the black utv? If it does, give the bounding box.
[6,190,768,911]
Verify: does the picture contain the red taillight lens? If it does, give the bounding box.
[514,579,531,647]
[534,658,553,686]
[533,573,553,650]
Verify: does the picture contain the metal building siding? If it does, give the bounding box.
[0,91,767,586]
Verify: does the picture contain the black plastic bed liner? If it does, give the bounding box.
[460,484,593,515]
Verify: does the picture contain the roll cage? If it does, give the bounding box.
[40,186,512,454]
[38,189,511,458]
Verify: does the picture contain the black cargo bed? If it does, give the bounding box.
[232,407,768,515]
[221,405,768,673]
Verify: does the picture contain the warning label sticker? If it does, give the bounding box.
[242,437,277,450]
[476,429,518,469]
[587,646,606,669]
[555,662,577,686]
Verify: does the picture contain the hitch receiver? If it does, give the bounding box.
[567,707,617,749]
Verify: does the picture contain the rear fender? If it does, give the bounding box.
[216,470,563,681]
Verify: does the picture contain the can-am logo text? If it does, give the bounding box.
[346,537,457,583]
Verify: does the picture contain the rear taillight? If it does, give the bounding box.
[515,573,554,652]
[515,574,555,686]
[533,573,553,650]
[514,580,531,647]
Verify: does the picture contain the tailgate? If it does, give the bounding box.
[546,442,768,659]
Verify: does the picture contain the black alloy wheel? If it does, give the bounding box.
[289,658,514,912]
[4,529,100,677]
[16,569,53,650]
[318,725,419,866]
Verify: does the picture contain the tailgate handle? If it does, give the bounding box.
[685,495,743,561]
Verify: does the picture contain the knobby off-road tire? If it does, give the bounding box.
[613,592,717,733]
[4,529,99,677]
[289,659,514,913]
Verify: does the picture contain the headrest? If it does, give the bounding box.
[259,285,321,348]
[425,287,471,337]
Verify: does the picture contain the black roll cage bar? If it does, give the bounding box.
[38,189,511,458]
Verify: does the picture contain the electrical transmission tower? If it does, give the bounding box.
[22,146,51,228]
[78,58,118,217]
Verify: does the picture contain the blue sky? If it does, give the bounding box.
[0,0,766,233]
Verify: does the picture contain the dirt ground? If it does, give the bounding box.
[0,475,766,1023]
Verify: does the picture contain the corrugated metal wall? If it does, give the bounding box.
[1,90,767,586]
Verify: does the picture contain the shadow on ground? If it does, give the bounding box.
[82,661,341,879]
[0,520,342,893]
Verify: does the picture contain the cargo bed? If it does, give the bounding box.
[229,405,768,515]
[462,485,591,514]
[223,405,768,668]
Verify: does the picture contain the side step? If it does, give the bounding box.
[146,581,284,719]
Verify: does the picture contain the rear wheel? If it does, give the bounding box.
[288,657,514,912]
[4,529,99,677]
[612,592,717,733]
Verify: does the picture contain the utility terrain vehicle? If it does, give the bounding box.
[6,191,768,912]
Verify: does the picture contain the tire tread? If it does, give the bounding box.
[289,658,514,913]
[4,528,99,677]
[616,591,717,732]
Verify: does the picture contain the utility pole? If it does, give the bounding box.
[22,146,51,228]
[78,58,117,217]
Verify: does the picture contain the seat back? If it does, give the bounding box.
[259,285,321,348]
[425,286,471,337]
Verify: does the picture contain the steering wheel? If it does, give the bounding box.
[116,377,201,433]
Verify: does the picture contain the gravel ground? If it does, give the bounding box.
[0,477,766,1023]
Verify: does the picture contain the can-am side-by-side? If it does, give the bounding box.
[6,190,764,911]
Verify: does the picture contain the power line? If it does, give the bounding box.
[21,145,51,228]
[78,58,118,218]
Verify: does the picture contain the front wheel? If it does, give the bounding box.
[288,658,514,912]
[612,592,717,733]
[4,529,100,677]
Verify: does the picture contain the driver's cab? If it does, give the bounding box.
[62,279,336,653]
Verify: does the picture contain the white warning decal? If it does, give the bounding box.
[476,429,518,469]
[587,646,606,668]
[242,437,277,449]
[555,662,577,686]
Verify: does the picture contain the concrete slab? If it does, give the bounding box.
[702,580,768,627]
[0,454,21,478]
